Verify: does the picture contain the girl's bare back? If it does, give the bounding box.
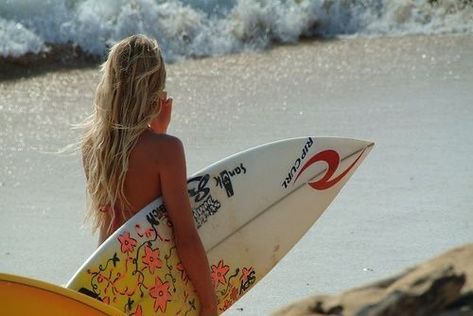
[99,130,167,242]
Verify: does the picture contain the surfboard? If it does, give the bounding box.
[0,273,124,315]
[66,136,373,315]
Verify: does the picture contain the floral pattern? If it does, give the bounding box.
[141,245,162,274]
[118,231,137,254]
[230,287,239,301]
[77,204,257,315]
[241,267,254,282]
[131,305,143,316]
[210,260,230,286]
[149,276,171,313]
[176,262,189,284]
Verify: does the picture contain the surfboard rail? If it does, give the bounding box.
[0,272,124,315]
[66,136,374,315]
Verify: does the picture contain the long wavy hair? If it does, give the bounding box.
[81,34,166,233]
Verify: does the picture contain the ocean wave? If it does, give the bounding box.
[0,0,472,61]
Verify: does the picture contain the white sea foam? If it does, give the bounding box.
[0,0,471,60]
[0,17,45,57]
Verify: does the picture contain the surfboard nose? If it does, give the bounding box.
[311,137,374,156]
[289,137,373,191]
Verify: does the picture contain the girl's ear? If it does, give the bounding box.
[159,90,167,103]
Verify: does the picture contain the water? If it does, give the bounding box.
[0,1,472,315]
[0,33,472,314]
[0,0,472,60]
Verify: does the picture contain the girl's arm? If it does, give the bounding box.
[158,136,218,315]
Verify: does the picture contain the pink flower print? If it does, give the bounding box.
[132,305,143,316]
[222,299,232,311]
[176,262,189,283]
[135,224,155,239]
[149,276,172,313]
[142,245,162,274]
[230,287,239,301]
[240,267,253,282]
[211,260,230,286]
[117,231,137,254]
[145,228,154,238]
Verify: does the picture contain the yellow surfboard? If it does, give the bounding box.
[0,273,124,315]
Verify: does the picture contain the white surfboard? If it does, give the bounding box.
[67,137,373,315]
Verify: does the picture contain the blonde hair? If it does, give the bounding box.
[81,34,166,233]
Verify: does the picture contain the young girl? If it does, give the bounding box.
[81,34,217,316]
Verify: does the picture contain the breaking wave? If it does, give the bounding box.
[0,0,471,61]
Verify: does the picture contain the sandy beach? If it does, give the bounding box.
[1,34,472,314]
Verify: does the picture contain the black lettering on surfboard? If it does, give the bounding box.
[145,204,167,226]
[188,174,211,203]
[192,195,221,228]
[188,174,223,227]
[214,163,247,198]
[239,270,256,294]
[281,137,314,189]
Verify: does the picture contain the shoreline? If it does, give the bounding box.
[0,43,100,81]
[1,32,468,81]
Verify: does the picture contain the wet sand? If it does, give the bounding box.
[1,34,472,315]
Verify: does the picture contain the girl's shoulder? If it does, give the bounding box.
[135,131,185,163]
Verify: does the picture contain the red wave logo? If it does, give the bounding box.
[293,149,365,190]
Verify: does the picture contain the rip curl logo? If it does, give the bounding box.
[293,149,365,190]
[281,137,314,189]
